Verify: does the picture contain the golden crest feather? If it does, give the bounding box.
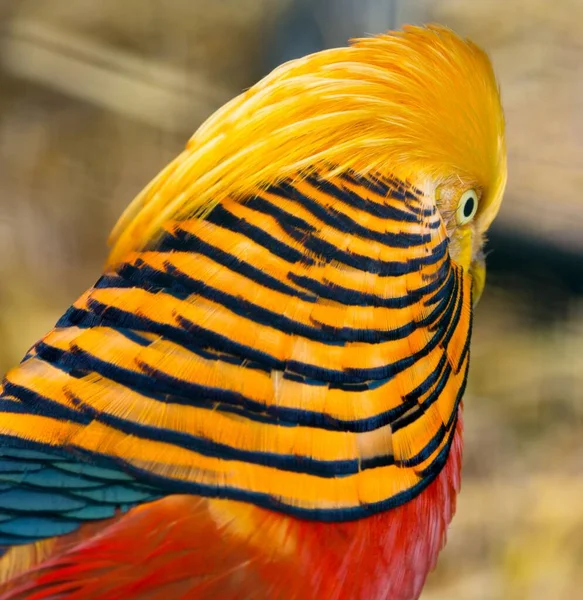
[107,24,506,266]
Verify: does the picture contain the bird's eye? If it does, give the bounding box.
[456,189,479,225]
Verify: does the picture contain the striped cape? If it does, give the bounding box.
[0,168,470,548]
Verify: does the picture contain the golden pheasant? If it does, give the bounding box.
[0,25,506,599]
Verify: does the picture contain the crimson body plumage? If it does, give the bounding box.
[0,25,505,599]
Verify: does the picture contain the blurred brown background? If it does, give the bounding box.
[1,1,582,598]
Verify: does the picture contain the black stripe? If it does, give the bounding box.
[80,278,455,386]
[402,352,470,472]
[116,329,155,347]
[156,229,317,302]
[429,266,460,337]
[397,423,448,468]
[1,381,90,425]
[390,405,425,434]
[33,341,269,417]
[69,394,370,478]
[298,234,448,276]
[360,453,396,470]
[381,175,427,205]
[391,356,452,433]
[416,269,456,329]
[57,306,264,372]
[286,259,450,308]
[409,356,451,406]
[139,360,420,433]
[117,261,347,343]
[60,418,458,523]
[244,196,317,234]
[56,306,104,329]
[52,276,459,403]
[109,261,422,345]
[205,204,314,265]
[313,174,422,221]
[264,183,433,248]
[0,409,460,526]
[423,263,454,307]
[338,173,433,218]
[440,267,465,351]
[282,371,327,386]
[35,338,295,431]
[456,287,473,373]
[0,436,81,462]
[58,305,270,375]
[77,280,455,385]
[284,327,442,383]
[182,308,447,384]
[94,275,134,290]
[403,353,448,402]
[0,399,32,415]
[417,402,464,479]
[272,279,453,385]
[33,331,419,433]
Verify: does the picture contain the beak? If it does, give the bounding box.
[470,254,486,307]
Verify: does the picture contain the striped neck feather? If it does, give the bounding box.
[1,170,471,520]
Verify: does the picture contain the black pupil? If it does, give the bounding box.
[463,196,475,218]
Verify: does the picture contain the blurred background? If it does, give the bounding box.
[0,1,582,598]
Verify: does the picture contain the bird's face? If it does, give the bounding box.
[433,150,506,304]
[435,181,486,304]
